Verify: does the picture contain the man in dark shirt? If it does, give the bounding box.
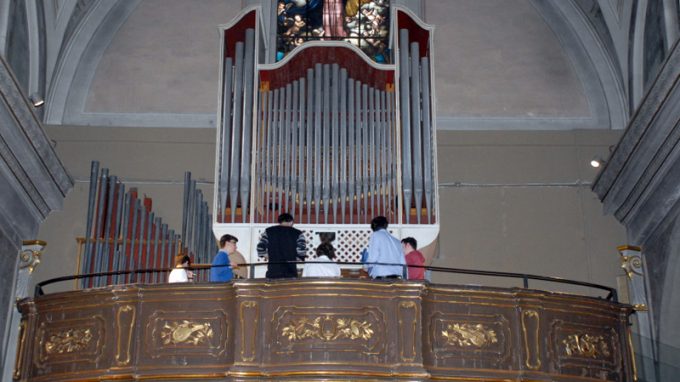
[256,213,307,278]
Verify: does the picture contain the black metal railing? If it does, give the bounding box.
[34,261,617,301]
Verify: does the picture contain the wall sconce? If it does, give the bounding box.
[590,156,606,168]
[29,93,44,107]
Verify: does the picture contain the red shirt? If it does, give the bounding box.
[405,250,425,280]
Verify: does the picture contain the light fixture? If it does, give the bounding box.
[29,93,44,107]
[590,156,605,168]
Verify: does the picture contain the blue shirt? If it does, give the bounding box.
[210,250,233,282]
[365,229,406,278]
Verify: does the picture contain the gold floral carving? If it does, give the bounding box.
[441,323,498,348]
[44,328,92,354]
[160,320,213,345]
[563,334,611,359]
[282,315,373,341]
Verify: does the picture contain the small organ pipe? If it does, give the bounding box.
[399,29,413,224]
[220,57,233,221]
[339,69,348,224]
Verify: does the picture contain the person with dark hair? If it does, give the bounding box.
[210,234,239,282]
[256,213,307,278]
[401,237,425,280]
[168,254,194,283]
[303,242,341,277]
[364,216,405,279]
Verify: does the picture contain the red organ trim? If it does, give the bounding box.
[223,9,257,58]
[259,45,394,90]
[396,10,431,58]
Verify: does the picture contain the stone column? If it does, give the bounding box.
[2,240,44,382]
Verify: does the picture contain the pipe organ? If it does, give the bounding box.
[214,6,439,267]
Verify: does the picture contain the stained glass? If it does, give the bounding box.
[277,0,390,63]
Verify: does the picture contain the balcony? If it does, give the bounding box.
[15,279,634,381]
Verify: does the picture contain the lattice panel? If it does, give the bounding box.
[254,227,396,263]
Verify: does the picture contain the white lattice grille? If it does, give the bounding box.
[253,226,396,263]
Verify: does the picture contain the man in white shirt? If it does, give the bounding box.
[364,216,406,279]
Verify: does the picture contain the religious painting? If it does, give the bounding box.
[276,0,390,63]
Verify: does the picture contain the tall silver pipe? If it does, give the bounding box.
[181,172,190,242]
[339,69,348,224]
[275,85,284,215]
[305,69,314,223]
[369,87,377,218]
[266,89,278,222]
[297,77,306,221]
[313,63,322,223]
[240,29,256,223]
[379,91,387,216]
[355,82,363,222]
[386,91,393,217]
[289,81,299,215]
[347,78,355,224]
[399,29,413,224]
[410,42,423,224]
[229,41,245,222]
[282,83,292,213]
[220,57,233,222]
[331,64,340,223]
[186,179,196,252]
[322,64,331,223]
[421,56,434,223]
[257,90,268,222]
[361,83,369,222]
[82,161,99,287]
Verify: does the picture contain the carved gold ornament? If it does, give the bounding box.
[44,328,92,354]
[563,334,611,358]
[160,320,213,345]
[282,316,374,341]
[621,255,643,279]
[441,323,498,348]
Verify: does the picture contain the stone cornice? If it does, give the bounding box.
[0,55,72,219]
[592,38,680,241]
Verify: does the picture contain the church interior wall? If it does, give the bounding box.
[32,126,626,299]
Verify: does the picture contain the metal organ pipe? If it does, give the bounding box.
[219,57,233,221]
[410,41,424,224]
[229,41,244,222]
[421,56,434,224]
[399,29,413,224]
[240,28,256,223]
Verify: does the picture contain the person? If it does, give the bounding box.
[303,242,341,277]
[229,249,248,279]
[210,234,239,282]
[168,254,194,283]
[401,237,425,280]
[256,213,307,278]
[364,216,406,279]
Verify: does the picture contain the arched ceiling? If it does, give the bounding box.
[42,0,629,130]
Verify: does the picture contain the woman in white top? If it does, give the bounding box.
[168,255,194,283]
[303,243,341,278]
